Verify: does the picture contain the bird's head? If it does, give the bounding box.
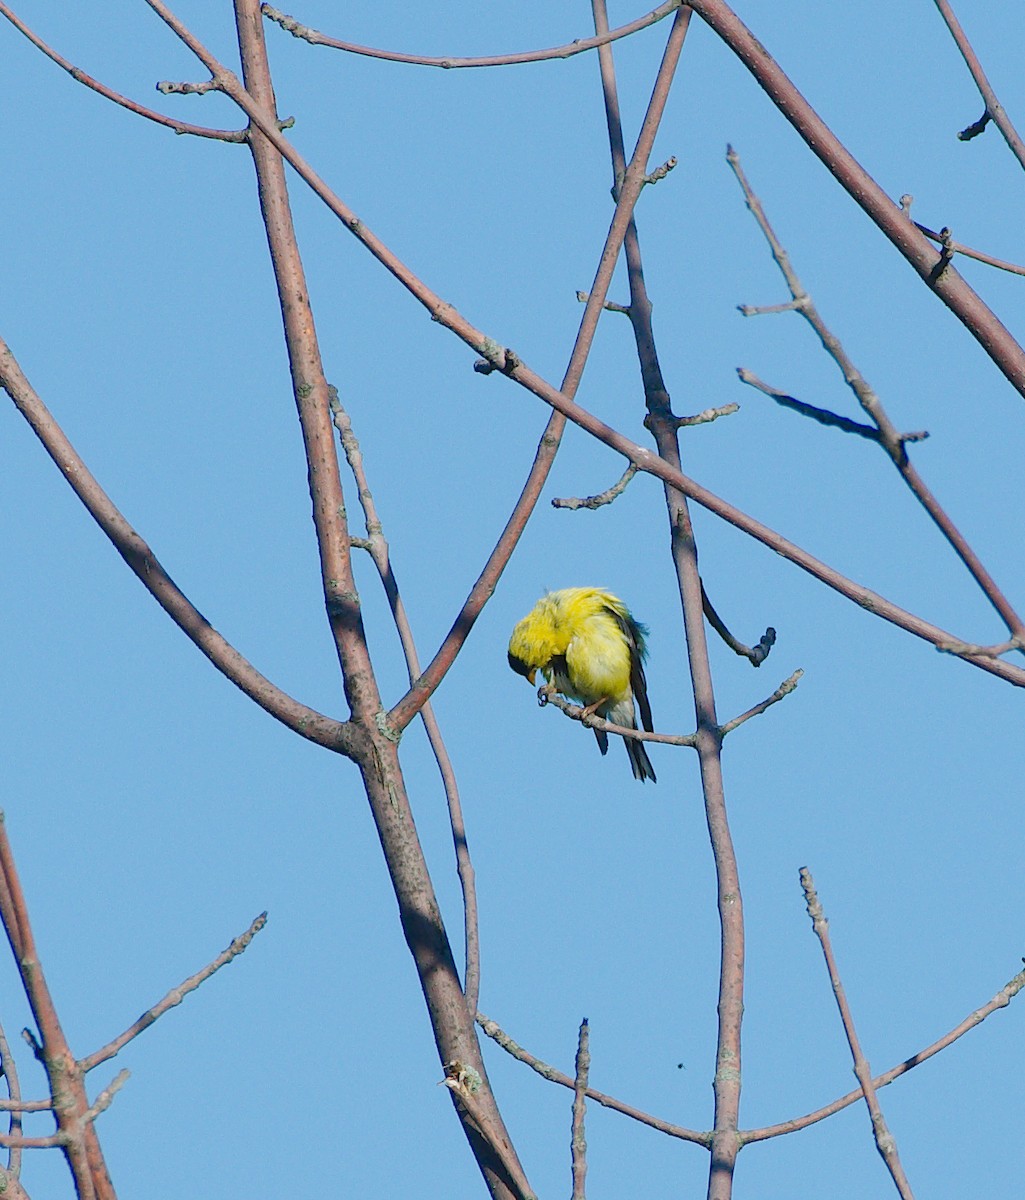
[507,650,537,686]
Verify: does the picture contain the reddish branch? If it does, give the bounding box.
[0,337,350,755]
[0,3,243,140]
[329,395,482,1016]
[260,0,682,69]
[589,6,745,1197]
[685,0,1025,398]
[0,815,115,1199]
[931,0,1025,168]
[800,870,915,1198]
[80,914,268,1073]
[727,147,1025,646]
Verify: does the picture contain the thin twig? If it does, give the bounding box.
[913,221,1025,277]
[673,403,739,427]
[743,964,1025,1141]
[800,870,915,1198]
[0,815,114,1197]
[260,1,682,68]
[576,290,631,314]
[329,392,481,1017]
[571,1021,590,1200]
[727,146,1025,646]
[477,1013,711,1147]
[936,634,1024,658]
[80,914,267,1073]
[701,580,776,666]
[0,3,245,140]
[552,464,637,509]
[931,0,1025,169]
[718,670,803,736]
[0,1020,23,1175]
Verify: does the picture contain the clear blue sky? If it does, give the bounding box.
[2,3,1023,1196]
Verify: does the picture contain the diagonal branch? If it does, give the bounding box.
[931,0,1025,169]
[330,394,481,1016]
[686,0,1025,400]
[0,335,351,755]
[728,148,1025,646]
[801,869,914,1196]
[0,3,245,140]
[80,914,267,1073]
[742,963,1025,1142]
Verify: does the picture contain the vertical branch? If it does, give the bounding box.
[591,5,744,1197]
[801,869,915,1199]
[330,397,482,1016]
[0,815,116,1200]
[571,1020,590,1200]
[224,4,529,1195]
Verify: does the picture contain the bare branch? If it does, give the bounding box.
[0,3,246,140]
[0,336,351,754]
[539,688,698,749]
[718,670,803,737]
[590,7,744,1195]
[700,580,776,666]
[571,1021,590,1200]
[800,870,915,1198]
[477,1013,711,1147]
[329,390,481,1016]
[931,0,1025,169]
[687,0,1025,399]
[743,965,1025,1142]
[260,1,683,69]
[442,1065,538,1200]
[0,815,115,1196]
[552,464,638,510]
[672,403,740,428]
[913,221,1025,277]
[80,914,267,1073]
[728,148,1025,646]
[0,1020,23,1176]
[576,290,631,315]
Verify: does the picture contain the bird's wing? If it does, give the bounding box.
[604,605,655,733]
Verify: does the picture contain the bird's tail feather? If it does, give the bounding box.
[624,735,656,783]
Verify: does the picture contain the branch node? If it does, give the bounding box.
[575,289,632,315]
[672,402,739,428]
[644,155,677,185]
[552,463,637,510]
[155,78,220,95]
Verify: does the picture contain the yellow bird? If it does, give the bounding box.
[508,587,656,783]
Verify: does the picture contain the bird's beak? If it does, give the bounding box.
[527,668,536,686]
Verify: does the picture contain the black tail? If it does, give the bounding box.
[624,735,656,783]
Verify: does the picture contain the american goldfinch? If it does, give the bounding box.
[507,587,656,783]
